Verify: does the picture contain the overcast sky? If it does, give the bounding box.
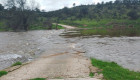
[0,0,115,12]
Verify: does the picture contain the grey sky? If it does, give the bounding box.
[0,0,115,12]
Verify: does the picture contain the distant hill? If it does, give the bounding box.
[45,0,140,21]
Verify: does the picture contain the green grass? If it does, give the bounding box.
[89,72,94,78]
[52,77,63,79]
[29,24,64,30]
[12,62,22,66]
[79,28,140,37]
[30,78,46,80]
[0,71,8,77]
[60,19,140,28]
[91,58,140,80]
[59,19,140,37]
[52,25,65,29]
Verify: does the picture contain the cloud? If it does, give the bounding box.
[36,0,115,11]
[0,0,115,11]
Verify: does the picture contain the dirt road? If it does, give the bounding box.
[57,24,76,29]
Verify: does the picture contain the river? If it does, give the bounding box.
[0,30,140,72]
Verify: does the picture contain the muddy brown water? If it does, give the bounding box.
[0,30,140,72]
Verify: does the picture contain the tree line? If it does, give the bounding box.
[45,0,140,21]
[1,0,140,31]
[0,0,41,31]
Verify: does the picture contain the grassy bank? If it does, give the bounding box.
[60,19,140,28]
[60,19,140,37]
[91,58,140,80]
[28,24,64,30]
[0,22,64,31]
[79,28,140,37]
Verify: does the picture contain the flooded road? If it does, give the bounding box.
[76,37,140,72]
[0,30,65,70]
[0,30,140,72]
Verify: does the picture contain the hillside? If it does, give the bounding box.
[46,0,140,20]
[44,0,140,29]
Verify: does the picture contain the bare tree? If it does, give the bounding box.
[5,0,39,31]
[16,0,26,10]
[30,0,40,11]
[5,0,16,8]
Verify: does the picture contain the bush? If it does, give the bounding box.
[127,10,139,20]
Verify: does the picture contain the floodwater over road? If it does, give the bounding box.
[76,37,140,72]
[0,30,65,70]
[0,29,140,72]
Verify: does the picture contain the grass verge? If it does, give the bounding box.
[30,78,46,80]
[0,71,8,77]
[60,19,140,28]
[91,58,140,80]
[12,62,22,67]
[79,28,140,37]
[29,24,64,30]
[60,19,140,37]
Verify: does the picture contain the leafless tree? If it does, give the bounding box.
[5,0,39,31]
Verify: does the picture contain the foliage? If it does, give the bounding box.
[0,71,8,77]
[91,58,140,80]
[0,0,40,31]
[1,0,140,31]
[127,10,139,20]
[45,0,140,21]
[12,62,22,66]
